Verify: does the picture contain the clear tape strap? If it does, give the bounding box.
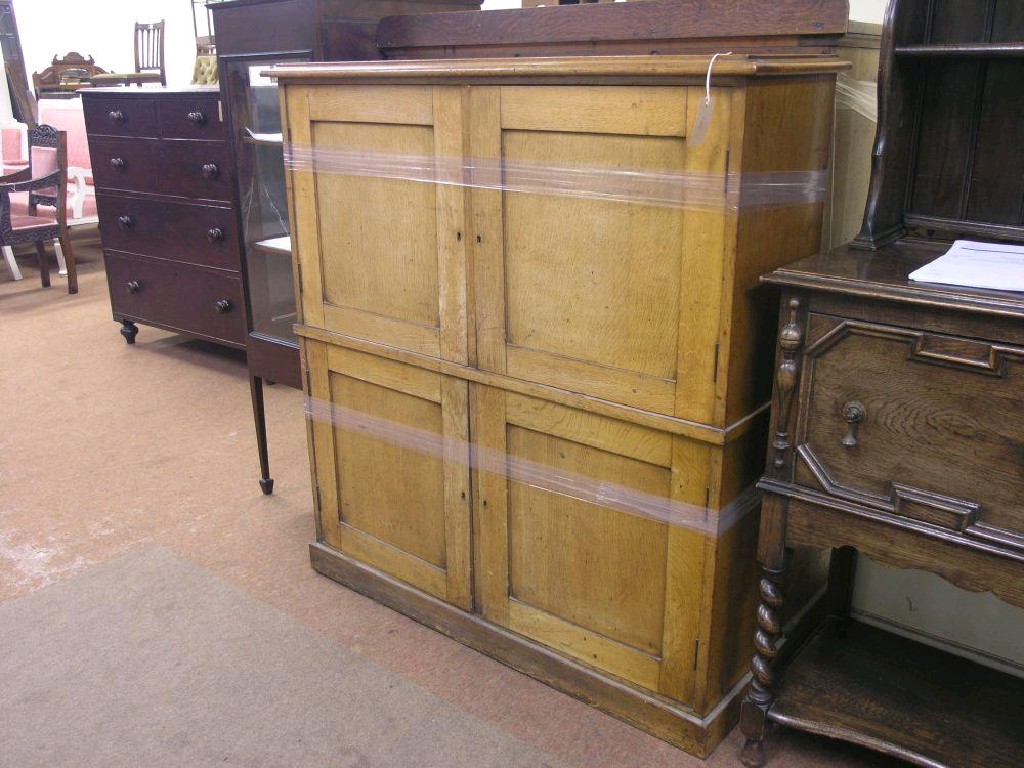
[284,144,827,211]
[836,72,878,124]
[306,397,760,538]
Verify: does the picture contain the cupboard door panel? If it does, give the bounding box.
[308,342,472,608]
[292,86,468,362]
[472,85,732,423]
[472,385,709,703]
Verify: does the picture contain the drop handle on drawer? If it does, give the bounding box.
[110,157,126,171]
[841,400,866,447]
[117,215,134,230]
[126,280,141,294]
[201,163,219,179]
[214,299,232,314]
[187,110,207,126]
[206,227,224,243]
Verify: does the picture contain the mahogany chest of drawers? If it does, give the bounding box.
[83,87,246,348]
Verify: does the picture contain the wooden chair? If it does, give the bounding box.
[32,52,108,98]
[90,21,165,87]
[0,125,77,293]
[133,20,166,85]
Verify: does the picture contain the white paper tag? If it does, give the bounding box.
[690,51,732,146]
[690,98,714,145]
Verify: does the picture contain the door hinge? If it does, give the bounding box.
[315,484,322,512]
[296,261,303,293]
[723,149,731,193]
[712,342,720,383]
[304,367,312,394]
[694,639,701,670]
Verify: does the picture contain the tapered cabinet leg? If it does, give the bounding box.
[740,564,785,767]
[120,320,138,344]
[251,374,274,495]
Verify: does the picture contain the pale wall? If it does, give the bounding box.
[16,0,197,88]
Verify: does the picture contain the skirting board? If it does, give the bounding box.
[309,541,741,758]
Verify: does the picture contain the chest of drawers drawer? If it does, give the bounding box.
[90,138,231,201]
[792,311,1024,552]
[97,193,241,271]
[106,252,246,346]
[84,92,224,141]
[155,95,225,141]
[83,96,158,138]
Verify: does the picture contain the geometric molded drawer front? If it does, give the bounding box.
[795,314,1024,543]
[83,96,158,138]
[105,252,246,345]
[97,194,240,271]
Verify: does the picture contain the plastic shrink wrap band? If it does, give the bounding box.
[836,72,879,124]
[305,396,760,539]
[284,144,828,211]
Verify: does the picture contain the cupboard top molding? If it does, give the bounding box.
[266,54,850,84]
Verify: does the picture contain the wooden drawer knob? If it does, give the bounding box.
[201,163,219,179]
[187,110,207,127]
[126,280,141,294]
[117,215,134,230]
[841,400,866,447]
[108,110,124,125]
[206,227,224,243]
[214,299,233,314]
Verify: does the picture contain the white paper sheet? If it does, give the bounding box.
[908,239,1024,292]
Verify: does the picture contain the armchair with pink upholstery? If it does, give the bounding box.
[37,99,96,223]
[0,124,77,294]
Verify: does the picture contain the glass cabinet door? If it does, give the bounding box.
[223,54,308,352]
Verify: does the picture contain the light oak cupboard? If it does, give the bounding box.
[277,55,844,756]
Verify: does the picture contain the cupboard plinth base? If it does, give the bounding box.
[309,541,741,758]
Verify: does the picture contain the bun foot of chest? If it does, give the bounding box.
[120,320,139,344]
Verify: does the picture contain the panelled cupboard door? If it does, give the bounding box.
[305,341,472,609]
[288,85,469,363]
[470,384,712,705]
[470,85,732,426]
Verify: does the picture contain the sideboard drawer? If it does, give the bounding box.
[83,95,158,138]
[97,194,241,271]
[106,253,246,345]
[794,313,1024,544]
[155,93,225,140]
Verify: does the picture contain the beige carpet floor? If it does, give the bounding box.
[0,236,903,767]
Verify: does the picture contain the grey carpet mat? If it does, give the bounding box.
[0,546,567,768]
